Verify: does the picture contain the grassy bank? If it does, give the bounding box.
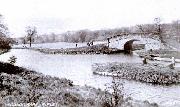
[92,63,180,85]
[0,49,9,55]
[0,62,105,107]
[0,62,158,107]
[13,44,124,55]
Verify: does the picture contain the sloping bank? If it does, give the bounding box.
[135,49,180,59]
[92,63,180,85]
[0,62,158,107]
[14,44,123,54]
[0,49,9,55]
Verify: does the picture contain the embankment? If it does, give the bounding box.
[13,44,124,55]
[0,49,9,55]
[92,63,180,85]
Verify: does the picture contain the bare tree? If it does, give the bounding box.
[50,33,56,42]
[154,17,161,34]
[0,14,10,49]
[172,20,180,42]
[154,17,165,43]
[26,26,37,47]
[103,75,124,107]
[136,25,145,33]
[0,14,9,37]
[77,30,88,42]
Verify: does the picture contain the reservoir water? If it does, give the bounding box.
[0,49,180,107]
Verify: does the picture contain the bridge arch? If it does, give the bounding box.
[123,39,139,54]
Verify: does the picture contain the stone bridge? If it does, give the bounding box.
[123,39,140,53]
[108,34,162,53]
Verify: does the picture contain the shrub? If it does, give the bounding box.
[0,37,11,49]
[8,56,17,65]
[103,77,124,107]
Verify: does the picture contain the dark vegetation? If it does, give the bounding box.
[0,37,11,49]
[0,62,31,93]
[0,14,11,49]
[92,63,180,85]
[0,62,28,75]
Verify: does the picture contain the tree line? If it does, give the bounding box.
[20,18,179,45]
[10,17,180,47]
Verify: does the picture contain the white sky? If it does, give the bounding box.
[0,0,180,37]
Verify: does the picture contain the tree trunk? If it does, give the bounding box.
[30,36,31,47]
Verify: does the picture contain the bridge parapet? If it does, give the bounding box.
[108,34,162,51]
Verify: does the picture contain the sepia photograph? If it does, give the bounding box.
[0,0,180,107]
